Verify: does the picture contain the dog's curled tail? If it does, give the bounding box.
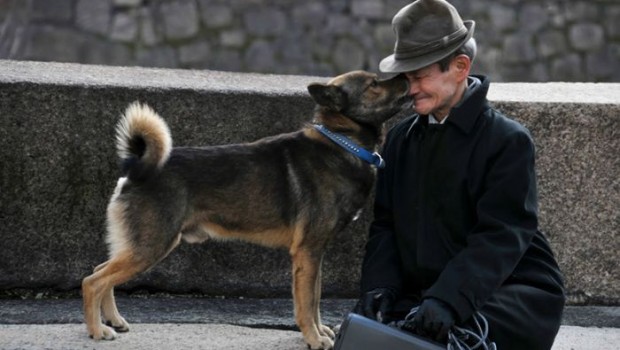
[116,102,172,181]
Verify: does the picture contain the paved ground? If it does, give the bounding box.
[0,297,618,349]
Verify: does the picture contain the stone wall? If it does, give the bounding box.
[0,0,618,82]
[0,60,619,304]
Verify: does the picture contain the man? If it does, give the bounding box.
[354,0,565,349]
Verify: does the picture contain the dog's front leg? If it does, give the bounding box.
[313,259,335,340]
[291,249,333,350]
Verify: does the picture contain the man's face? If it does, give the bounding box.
[404,59,463,119]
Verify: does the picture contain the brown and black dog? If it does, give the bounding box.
[82,71,410,349]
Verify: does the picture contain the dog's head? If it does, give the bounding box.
[307,71,410,126]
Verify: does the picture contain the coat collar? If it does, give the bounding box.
[406,75,490,137]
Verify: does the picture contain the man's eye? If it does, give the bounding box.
[418,72,432,79]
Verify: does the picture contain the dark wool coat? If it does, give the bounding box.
[360,75,565,348]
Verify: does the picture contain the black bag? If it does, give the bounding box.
[334,313,445,350]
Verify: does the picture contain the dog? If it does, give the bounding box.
[81,70,410,349]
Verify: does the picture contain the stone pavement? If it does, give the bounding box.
[0,297,618,349]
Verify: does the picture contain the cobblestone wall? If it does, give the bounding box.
[1,0,618,82]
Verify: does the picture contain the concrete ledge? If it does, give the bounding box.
[0,60,618,304]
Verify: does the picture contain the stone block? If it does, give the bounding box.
[245,40,276,73]
[489,4,516,32]
[606,6,620,40]
[501,64,547,82]
[178,40,211,65]
[136,46,178,68]
[220,30,245,48]
[473,46,501,78]
[0,60,325,296]
[75,0,112,36]
[519,3,548,33]
[21,25,85,63]
[110,12,138,42]
[374,24,395,53]
[612,44,620,81]
[210,49,243,72]
[384,0,410,18]
[198,2,233,29]
[291,3,327,28]
[31,0,72,22]
[569,23,605,51]
[243,8,287,37]
[0,50,618,304]
[325,15,355,35]
[586,47,618,81]
[351,0,384,19]
[502,33,537,64]
[139,8,161,46]
[537,29,568,58]
[550,54,585,82]
[563,1,600,22]
[81,39,134,67]
[333,38,365,72]
[160,0,200,40]
[114,0,143,7]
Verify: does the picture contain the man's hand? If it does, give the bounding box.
[411,298,456,342]
[354,288,396,323]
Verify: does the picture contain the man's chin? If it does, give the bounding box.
[414,106,431,115]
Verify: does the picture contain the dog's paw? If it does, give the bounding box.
[88,324,118,341]
[319,324,335,339]
[306,335,334,350]
[105,316,130,333]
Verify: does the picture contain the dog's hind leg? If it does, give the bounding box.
[94,233,182,334]
[83,233,182,340]
[93,262,129,333]
[82,251,149,340]
[291,248,334,350]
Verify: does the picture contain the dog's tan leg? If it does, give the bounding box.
[82,252,148,340]
[84,233,182,340]
[101,287,129,333]
[93,262,129,333]
[313,259,335,340]
[291,249,333,350]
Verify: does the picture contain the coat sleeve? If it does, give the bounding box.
[425,126,540,323]
[359,129,404,294]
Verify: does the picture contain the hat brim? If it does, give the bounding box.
[379,20,475,80]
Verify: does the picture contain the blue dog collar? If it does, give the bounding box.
[313,124,385,169]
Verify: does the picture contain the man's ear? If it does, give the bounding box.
[307,83,347,111]
[452,55,471,82]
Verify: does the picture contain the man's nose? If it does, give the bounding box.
[407,77,419,96]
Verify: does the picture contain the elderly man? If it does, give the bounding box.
[354,0,565,349]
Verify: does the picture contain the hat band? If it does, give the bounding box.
[394,26,467,60]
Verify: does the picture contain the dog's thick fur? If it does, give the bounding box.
[82,71,409,349]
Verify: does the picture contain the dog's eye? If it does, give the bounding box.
[370,80,378,88]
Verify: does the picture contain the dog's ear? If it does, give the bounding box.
[307,83,347,111]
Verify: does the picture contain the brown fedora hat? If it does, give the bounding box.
[380,0,475,77]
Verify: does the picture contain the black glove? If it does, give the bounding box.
[411,298,456,342]
[353,288,396,323]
